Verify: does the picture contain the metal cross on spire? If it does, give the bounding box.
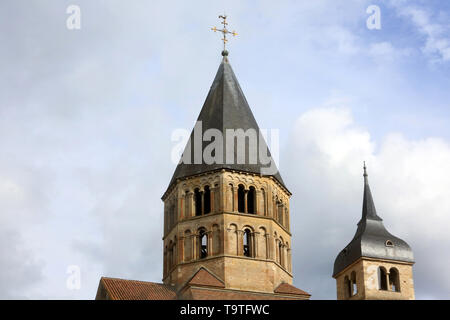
[211,14,237,56]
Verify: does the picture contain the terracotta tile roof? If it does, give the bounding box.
[98,277,177,300]
[274,283,311,297]
[187,267,225,288]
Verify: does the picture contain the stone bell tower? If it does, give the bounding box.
[333,164,415,300]
[160,48,309,299]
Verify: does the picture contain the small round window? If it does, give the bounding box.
[385,240,394,247]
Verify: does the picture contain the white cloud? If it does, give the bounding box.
[286,107,450,299]
[394,5,450,62]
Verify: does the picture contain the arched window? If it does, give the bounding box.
[184,190,190,217]
[238,185,245,213]
[378,266,388,290]
[228,184,234,211]
[278,241,283,266]
[351,271,358,296]
[243,229,252,257]
[247,187,256,214]
[214,184,220,213]
[194,188,202,216]
[389,268,401,292]
[199,229,208,259]
[204,186,211,214]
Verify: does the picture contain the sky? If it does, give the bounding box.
[0,0,449,299]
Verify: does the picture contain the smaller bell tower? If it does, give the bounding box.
[333,163,415,300]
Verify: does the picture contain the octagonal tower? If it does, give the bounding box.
[161,53,305,297]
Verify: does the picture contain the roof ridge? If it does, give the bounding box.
[101,276,165,285]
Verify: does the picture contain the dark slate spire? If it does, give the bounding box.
[166,56,286,193]
[333,163,414,277]
[361,162,382,221]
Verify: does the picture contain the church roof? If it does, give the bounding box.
[96,269,310,300]
[96,277,177,300]
[166,55,286,193]
[333,165,414,277]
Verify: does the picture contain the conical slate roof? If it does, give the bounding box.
[333,165,414,277]
[166,56,286,192]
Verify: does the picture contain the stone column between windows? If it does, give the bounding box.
[236,230,244,256]
[386,271,391,291]
[244,190,248,213]
[210,187,215,213]
[201,191,204,215]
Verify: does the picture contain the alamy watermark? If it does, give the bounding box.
[171,121,280,176]
[66,265,81,290]
[366,5,381,30]
[66,5,81,30]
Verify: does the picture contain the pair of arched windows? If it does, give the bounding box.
[195,228,254,259]
[238,185,256,214]
[194,186,211,216]
[378,267,400,292]
[186,225,221,261]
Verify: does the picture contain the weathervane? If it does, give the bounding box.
[211,14,237,56]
